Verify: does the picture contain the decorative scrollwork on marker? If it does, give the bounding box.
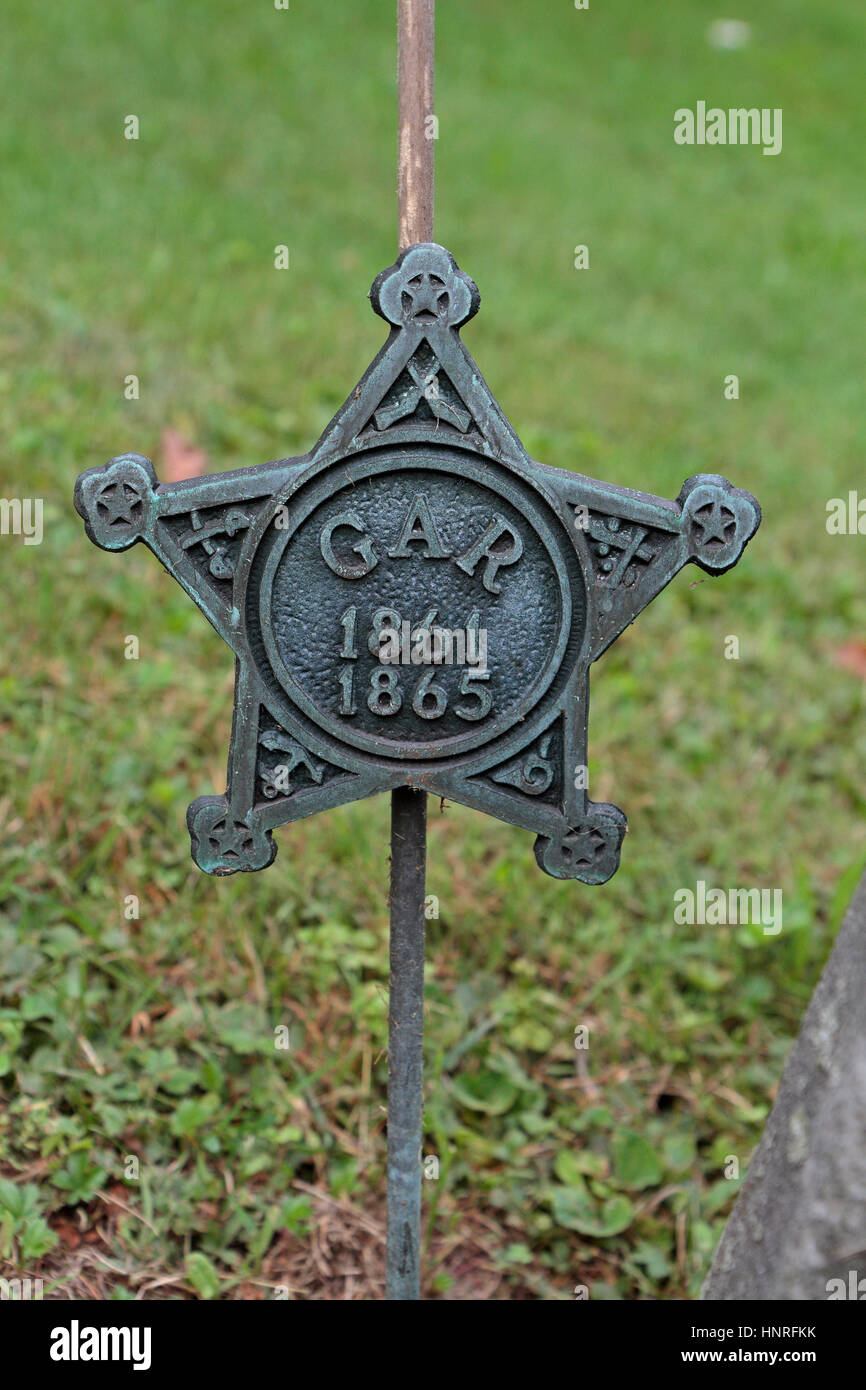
[374,346,472,433]
[491,734,555,796]
[257,731,324,800]
[588,516,656,591]
[179,507,251,580]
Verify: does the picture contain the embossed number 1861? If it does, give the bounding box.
[336,605,492,722]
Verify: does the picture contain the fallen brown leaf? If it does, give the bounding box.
[161,428,206,482]
[832,640,866,679]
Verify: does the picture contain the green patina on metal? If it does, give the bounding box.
[74,243,760,883]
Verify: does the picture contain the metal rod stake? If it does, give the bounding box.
[385,0,434,1304]
[386,786,427,1300]
[384,0,434,1303]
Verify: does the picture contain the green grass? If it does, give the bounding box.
[1,0,865,1299]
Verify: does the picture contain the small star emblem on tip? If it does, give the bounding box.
[405,271,448,321]
[96,479,141,527]
[694,500,736,547]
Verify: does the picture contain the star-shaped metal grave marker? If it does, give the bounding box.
[75,243,760,883]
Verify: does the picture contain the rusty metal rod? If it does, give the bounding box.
[386,0,434,1302]
[398,0,435,250]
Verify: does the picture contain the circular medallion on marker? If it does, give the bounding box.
[248,448,584,762]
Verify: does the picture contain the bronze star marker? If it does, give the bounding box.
[74,242,760,886]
